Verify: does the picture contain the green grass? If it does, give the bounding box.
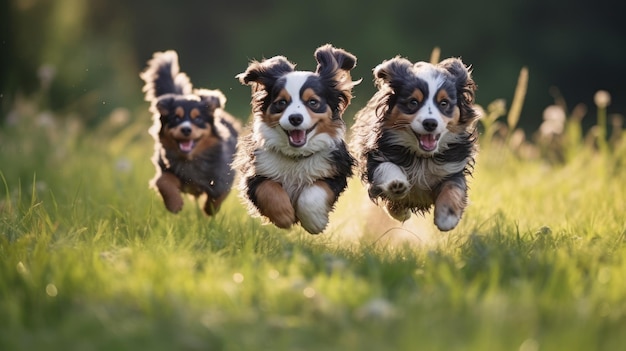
[1,99,625,351]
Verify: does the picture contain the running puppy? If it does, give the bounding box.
[140,50,239,215]
[350,56,479,231]
[234,44,359,234]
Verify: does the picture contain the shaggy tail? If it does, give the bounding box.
[140,50,192,102]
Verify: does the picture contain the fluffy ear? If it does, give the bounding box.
[140,50,192,101]
[439,58,479,124]
[373,57,413,89]
[196,89,226,110]
[315,44,360,116]
[314,44,357,76]
[155,95,175,116]
[439,58,476,101]
[236,56,295,89]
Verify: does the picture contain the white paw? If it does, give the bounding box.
[383,180,410,199]
[296,185,331,234]
[434,205,460,231]
[373,163,409,200]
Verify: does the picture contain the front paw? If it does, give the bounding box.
[369,180,410,200]
[385,180,410,199]
[371,162,410,200]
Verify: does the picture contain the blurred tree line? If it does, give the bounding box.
[1,0,624,130]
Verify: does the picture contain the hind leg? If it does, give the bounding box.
[384,201,412,222]
[155,172,184,213]
[434,176,468,231]
[203,191,229,216]
[252,179,296,229]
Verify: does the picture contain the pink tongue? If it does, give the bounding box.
[288,130,307,147]
[179,140,194,152]
[419,134,438,151]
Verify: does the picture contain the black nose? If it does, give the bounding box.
[181,126,192,136]
[423,118,438,132]
[288,114,303,126]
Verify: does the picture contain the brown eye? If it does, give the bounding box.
[308,99,320,108]
[439,100,449,107]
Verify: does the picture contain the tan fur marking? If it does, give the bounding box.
[384,89,425,129]
[310,108,339,139]
[175,106,185,118]
[190,108,201,119]
[304,88,337,138]
[273,89,291,104]
[436,89,450,103]
[414,89,424,103]
[302,88,320,102]
[446,106,464,133]
[155,172,183,213]
[255,180,296,228]
[262,90,291,126]
[189,132,219,159]
[385,107,413,129]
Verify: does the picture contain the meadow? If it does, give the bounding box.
[1,79,625,350]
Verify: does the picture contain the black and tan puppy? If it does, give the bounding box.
[140,50,239,215]
[234,44,359,234]
[350,56,479,231]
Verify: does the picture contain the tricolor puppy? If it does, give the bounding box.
[234,44,359,234]
[350,56,479,231]
[140,50,239,215]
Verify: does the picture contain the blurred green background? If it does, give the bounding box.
[1,0,624,130]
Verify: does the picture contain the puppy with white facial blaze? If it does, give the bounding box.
[234,44,359,234]
[350,56,479,231]
[140,50,240,215]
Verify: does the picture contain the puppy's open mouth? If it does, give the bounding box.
[178,139,196,153]
[416,133,440,152]
[285,124,317,148]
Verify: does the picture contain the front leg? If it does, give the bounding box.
[433,175,468,231]
[295,180,335,234]
[369,162,410,200]
[155,171,184,213]
[250,178,296,229]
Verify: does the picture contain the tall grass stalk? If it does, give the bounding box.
[506,66,529,138]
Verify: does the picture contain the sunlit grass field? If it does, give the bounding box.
[1,87,625,351]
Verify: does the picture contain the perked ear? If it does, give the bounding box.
[315,44,360,115]
[196,89,226,110]
[439,58,479,124]
[236,56,295,89]
[314,44,357,76]
[373,57,413,89]
[438,58,477,104]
